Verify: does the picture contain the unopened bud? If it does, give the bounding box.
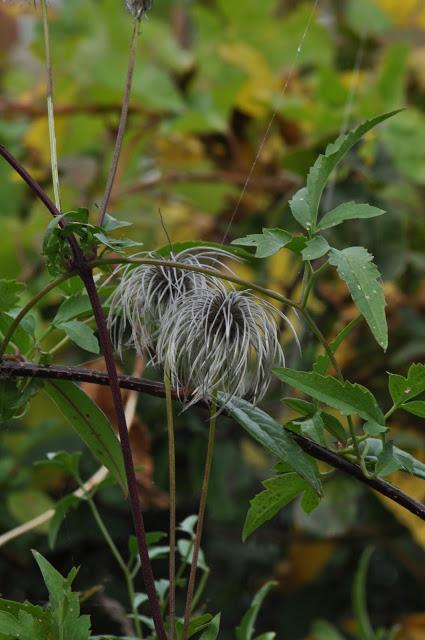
[125,0,152,18]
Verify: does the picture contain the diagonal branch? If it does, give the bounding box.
[1,360,424,522]
[0,146,167,640]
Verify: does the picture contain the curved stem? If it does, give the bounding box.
[91,257,298,310]
[82,487,143,639]
[182,394,217,640]
[98,18,140,226]
[165,363,176,640]
[0,272,74,358]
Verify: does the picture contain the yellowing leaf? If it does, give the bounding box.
[375,0,425,28]
[219,42,279,117]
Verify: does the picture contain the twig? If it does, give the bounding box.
[98,19,140,225]
[0,360,424,522]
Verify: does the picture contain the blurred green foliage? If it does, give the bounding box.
[0,0,425,638]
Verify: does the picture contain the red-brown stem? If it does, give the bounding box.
[0,145,167,640]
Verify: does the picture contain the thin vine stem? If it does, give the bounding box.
[165,362,176,640]
[40,0,61,211]
[0,272,74,358]
[80,480,143,640]
[98,18,140,226]
[182,394,217,640]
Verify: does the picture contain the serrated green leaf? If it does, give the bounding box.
[231,228,293,258]
[317,202,385,231]
[44,380,127,493]
[402,401,425,418]
[56,320,99,354]
[305,111,401,226]
[388,363,425,405]
[0,280,25,312]
[235,581,276,640]
[222,395,321,493]
[273,369,385,427]
[329,247,387,350]
[301,236,329,260]
[243,473,307,540]
[289,187,311,229]
[301,485,321,514]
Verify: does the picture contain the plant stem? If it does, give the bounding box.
[82,486,143,639]
[40,0,61,211]
[181,394,217,640]
[165,363,176,640]
[90,257,297,310]
[98,18,140,226]
[0,272,74,358]
[191,568,210,612]
[2,360,425,522]
[0,145,167,640]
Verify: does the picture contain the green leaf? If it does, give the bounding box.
[306,111,401,226]
[101,213,132,232]
[311,620,345,640]
[301,486,321,514]
[317,202,385,231]
[199,613,221,640]
[56,320,99,354]
[388,363,425,405]
[289,187,311,229]
[54,295,92,325]
[231,228,293,258]
[273,369,385,427]
[328,247,387,350]
[0,279,25,312]
[295,412,325,445]
[175,614,212,639]
[223,395,321,493]
[301,236,329,260]
[44,380,127,493]
[401,401,425,418]
[0,311,34,354]
[364,439,422,478]
[321,412,347,444]
[352,547,376,640]
[235,581,276,640]
[177,539,208,571]
[282,398,316,417]
[243,473,308,540]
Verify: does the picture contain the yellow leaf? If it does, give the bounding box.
[375,0,425,28]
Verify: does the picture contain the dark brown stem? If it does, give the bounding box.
[2,360,425,522]
[0,146,167,640]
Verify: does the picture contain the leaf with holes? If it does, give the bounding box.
[329,247,387,350]
[388,363,425,405]
[44,380,126,493]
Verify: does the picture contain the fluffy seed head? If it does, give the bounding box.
[107,249,236,360]
[125,0,152,18]
[158,284,294,406]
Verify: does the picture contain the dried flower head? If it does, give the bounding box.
[107,249,236,360]
[125,0,152,18]
[158,284,296,406]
